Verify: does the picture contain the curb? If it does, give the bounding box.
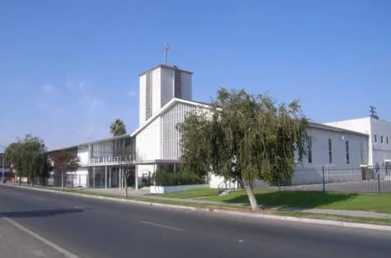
[3,184,391,232]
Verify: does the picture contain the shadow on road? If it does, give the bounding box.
[0,208,84,218]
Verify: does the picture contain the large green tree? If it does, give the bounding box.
[180,89,307,210]
[5,135,48,185]
[4,142,23,182]
[110,119,127,136]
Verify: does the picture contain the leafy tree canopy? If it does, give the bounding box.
[5,135,48,184]
[179,88,308,210]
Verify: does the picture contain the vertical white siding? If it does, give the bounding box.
[139,74,146,125]
[371,118,391,167]
[326,117,391,167]
[77,146,89,167]
[135,117,161,161]
[161,102,211,160]
[151,68,161,116]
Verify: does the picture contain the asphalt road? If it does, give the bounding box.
[0,185,391,258]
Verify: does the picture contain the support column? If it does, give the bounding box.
[118,167,121,189]
[119,167,123,189]
[87,169,90,188]
[135,166,138,190]
[93,167,96,188]
[154,163,157,186]
[108,167,111,188]
[105,166,108,189]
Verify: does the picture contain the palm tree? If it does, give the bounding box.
[110,119,127,136]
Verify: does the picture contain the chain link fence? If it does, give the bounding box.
[282,166,391,193]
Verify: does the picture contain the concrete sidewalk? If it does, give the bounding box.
[299,208,391,220]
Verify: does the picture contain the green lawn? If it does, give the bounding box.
[164,187,391,214]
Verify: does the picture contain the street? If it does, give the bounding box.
[0,185,390,258]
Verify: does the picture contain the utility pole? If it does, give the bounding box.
[1,153,4,183]
[369,106,379,120]
[0,144,6,184]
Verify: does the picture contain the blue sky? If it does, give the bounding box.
[1,0,390,150]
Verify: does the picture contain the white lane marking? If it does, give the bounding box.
[2,217,79,258]
[140,220,184,232]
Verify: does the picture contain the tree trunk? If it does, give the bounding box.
[244,181,259,211]
[237,176,245,189]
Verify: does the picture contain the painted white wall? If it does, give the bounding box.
[151,68,162,116]
[139,74,146,126]
[161,102,211,160]
[326,118,372,165]
[77,145,89,167]
[135,117,161,161]
[135,164,156,188]
[65,169,88,187]
[370,118,391,167]
[136,164,155,177]
[209,174,238,189]
[135,100,212,163]
[293,126,368,184]
[150,184,207,194]
[326,117,391,167]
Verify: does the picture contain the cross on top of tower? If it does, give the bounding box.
[163,43,171,65]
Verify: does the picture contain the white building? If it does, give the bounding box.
[209,122,369,187]
[292,123,368,185]
[326,117,391,170]
[49,64,379,188]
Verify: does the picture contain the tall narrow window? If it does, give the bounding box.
[328,138,333,164]
[307,136,312,164]
[381,136,384,144]
[360,142,364,163]
[387,136,389,144]
[345,140,350,164]
[374,134,377,143]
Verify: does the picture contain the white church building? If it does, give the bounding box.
[49,64,391,189]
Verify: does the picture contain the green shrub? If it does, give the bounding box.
[153,169,205,186]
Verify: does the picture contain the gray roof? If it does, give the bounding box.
[48,134,132,152]
[138,64,193,76]
[308,122,368,137]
